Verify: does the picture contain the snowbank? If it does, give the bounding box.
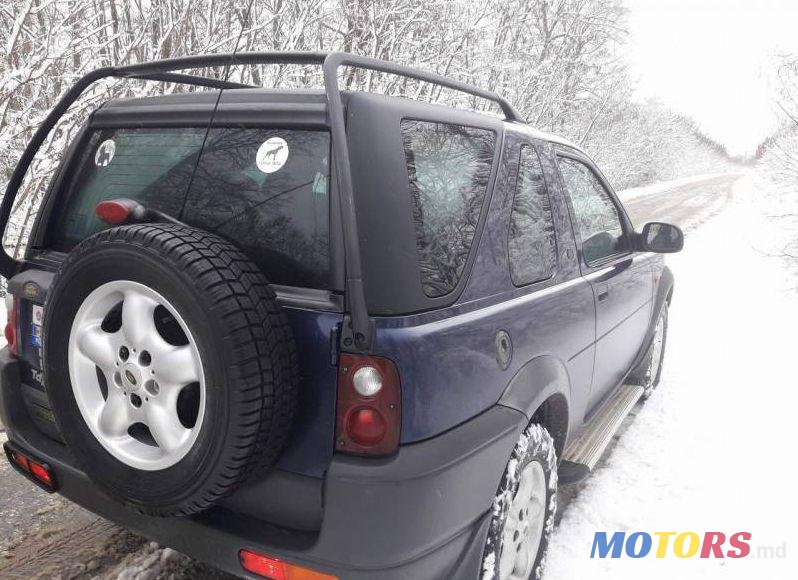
[545,175,798,579]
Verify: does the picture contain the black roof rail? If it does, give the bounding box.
[0,51,523,352]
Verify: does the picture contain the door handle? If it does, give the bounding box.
[597,284,610,302]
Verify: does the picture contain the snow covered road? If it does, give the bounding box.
[2,173,795,579]
[619,173,740,232]
[546,174,798,579]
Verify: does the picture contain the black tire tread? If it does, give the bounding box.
[47,223,297,516]
[481,423,558,580]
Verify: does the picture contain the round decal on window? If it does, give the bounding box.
[256,137,289,174]
[95,139,116,167]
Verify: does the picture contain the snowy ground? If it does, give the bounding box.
[546,174,798,579]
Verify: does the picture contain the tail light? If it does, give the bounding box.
[4,294,19,357]
[239,550,337,579]
[335,354,401,456]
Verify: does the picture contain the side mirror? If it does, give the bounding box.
[639,222,684,253]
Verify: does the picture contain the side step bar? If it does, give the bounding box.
[559,384,644,483]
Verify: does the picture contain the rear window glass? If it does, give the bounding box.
[401,120,495,297]
[51,127,331,288]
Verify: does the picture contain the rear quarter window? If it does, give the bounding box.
[508,145,557,285]
[401,120,495,297]
[50,127,331,289]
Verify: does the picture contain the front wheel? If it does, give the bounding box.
[641,305,668,400]
[481,423,558,580]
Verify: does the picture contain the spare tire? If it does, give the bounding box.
[43,223,297,516]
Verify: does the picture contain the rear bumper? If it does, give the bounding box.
[0,349,524,579]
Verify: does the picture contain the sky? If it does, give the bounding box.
[626,0,798,157]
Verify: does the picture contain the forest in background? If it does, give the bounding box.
[754,53,798,268]
[758,54,798,186]
[0,0,758,259]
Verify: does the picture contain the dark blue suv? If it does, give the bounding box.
[0,53,682,579]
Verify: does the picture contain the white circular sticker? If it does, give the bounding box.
[95,139,116,167]
[256,137,289,174]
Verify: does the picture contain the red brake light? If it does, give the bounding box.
[346,407,387,446]
[4,296,19,356]
[95,200,132,225]
[238,550,337,579]
[335,354,401,456]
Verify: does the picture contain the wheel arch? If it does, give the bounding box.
[658,264,675,312]
[498,354,570,458]
[628,263,673,383]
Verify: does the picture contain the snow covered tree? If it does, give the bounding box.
[0,0,735,278]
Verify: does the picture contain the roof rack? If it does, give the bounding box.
[0,51,524,352]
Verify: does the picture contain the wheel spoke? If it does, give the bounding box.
[77,324,117,370]
[122,291,158,346]
[155,345,200,386]
[514,475,534,506]
[70,280,206,470]
[499,540,518,580]
[97,393,132,437]
[511,542,531,579]
[145,397,190,453]
[527,496,543,522]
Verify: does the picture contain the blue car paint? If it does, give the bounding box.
[374,276,595,444]
[373,130,597,444]
[275,307,342,477]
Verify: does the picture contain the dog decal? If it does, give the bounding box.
[257,137,289,173]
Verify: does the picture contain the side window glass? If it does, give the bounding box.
[508,145,556,285]
[557,157,625,265]
[401,120,495,297]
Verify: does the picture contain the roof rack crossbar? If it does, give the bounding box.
[0,51,523,354]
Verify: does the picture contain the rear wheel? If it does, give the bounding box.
[481,423,557,580]
[44,223,297,516]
